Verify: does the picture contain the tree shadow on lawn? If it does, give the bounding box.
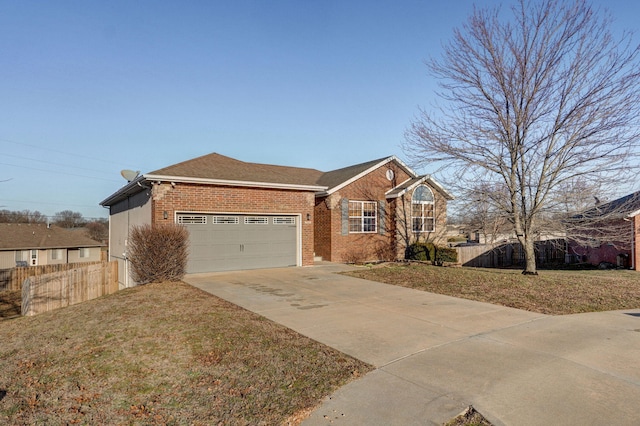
[0,290,21,319]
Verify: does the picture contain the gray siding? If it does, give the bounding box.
[108,190,152,288]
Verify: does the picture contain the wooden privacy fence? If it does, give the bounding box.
[21,261,118,316]
[0,261,106,291]
[455,240,566,268]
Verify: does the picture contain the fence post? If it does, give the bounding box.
[21,277,32,316]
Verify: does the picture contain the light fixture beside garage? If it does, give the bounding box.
[163,211,168,220]
[306,213,311,221]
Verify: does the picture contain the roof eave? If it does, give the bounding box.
[626,208,640,218]
[325,156,417,195]
[100,176,149,207]
[144,174,327,192]
[386,175,455,200]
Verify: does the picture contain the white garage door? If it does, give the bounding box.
[178,214,298,273]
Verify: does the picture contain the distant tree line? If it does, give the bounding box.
[0,209,108,241]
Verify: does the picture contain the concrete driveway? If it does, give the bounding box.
[184,263,640,425]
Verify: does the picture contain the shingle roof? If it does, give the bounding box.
[316,157,390,189]
[149,152,325,187]
[573,190,640,219]
[0,224,104,250]
[385,176,455,200]
[102,152,453,206]
[385,177,425,198]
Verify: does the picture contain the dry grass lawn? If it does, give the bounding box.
[4,263,635,425]
[0,282,372,425]
[345,263,640,315]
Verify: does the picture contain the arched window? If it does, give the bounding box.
[412,185,435,232]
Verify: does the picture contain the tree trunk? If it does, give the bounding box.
[522,237,538,275]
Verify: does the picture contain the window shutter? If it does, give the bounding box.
[378,201,386,235]
[341,198,349,235]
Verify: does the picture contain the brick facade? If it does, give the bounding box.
[149,182,316,266]
[314,163,449,263]
[102,153,453,273]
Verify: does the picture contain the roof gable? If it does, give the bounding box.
[386,176,455,200]
[0,224,104,251]
[317,156,418,195]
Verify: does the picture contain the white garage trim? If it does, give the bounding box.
[176,211,302,273]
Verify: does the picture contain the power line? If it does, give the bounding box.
[0,138,139,169]
[0,162,122,183]
[2,153,117,177]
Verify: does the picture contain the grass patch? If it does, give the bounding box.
[0,281,372,425]
[345,263,640,315]
[445,406,492,426]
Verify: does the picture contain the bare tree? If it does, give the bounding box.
[0,209,47,224]
[53,210,86,228]
[405,0,640,274]
[458,183,511,244]
[85,219,108,242]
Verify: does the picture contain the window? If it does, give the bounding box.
[274,217,296,225]
[15,250,28,262]
[245,216,269,225]
[412,185,435,232]
[349,201,377,233]
[178,215,207,224]
[213,216,239,224]
[79,248,89,258]
[51,249,62,260]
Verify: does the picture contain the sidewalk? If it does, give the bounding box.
[184,264,640,425]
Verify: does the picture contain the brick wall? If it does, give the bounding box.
[150,182,316,266]
[393,187,448,258]
[315,164,408,262]
[314,163,450,263]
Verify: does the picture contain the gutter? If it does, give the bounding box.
[144,174,327,192]
[101,174,328,207]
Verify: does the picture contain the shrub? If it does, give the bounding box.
[435,246,458,263]
[128,224,189,284]
[406,242,436,261]
[406,242,458,264]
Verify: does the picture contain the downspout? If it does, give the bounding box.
[624,216,635,270]
[632,218,636,270]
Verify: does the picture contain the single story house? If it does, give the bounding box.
[100,152,453,286]
[0,223,105,269]
[567,191,640,269]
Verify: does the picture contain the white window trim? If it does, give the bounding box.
[273,217,296,225]
[412,185,435,233]
[212,216,240,224]
[178,215,207,224]
[349,200,378,234]
[244,216,269,225]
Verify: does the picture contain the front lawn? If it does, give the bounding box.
[0,281,372,425]
[345,263,640,315]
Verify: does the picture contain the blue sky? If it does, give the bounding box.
[1,0,639,219]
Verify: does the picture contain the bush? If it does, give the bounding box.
[406,242,436,261]
[406,242,458,264]
[128,224,189,284]
[435,246,458,263]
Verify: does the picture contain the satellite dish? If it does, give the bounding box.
[121,170,140,182]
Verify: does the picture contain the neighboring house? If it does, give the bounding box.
[567,191,640,269]
[0,223,105,269]
[100,152,453,286]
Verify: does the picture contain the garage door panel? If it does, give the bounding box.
[181,214,297,273]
